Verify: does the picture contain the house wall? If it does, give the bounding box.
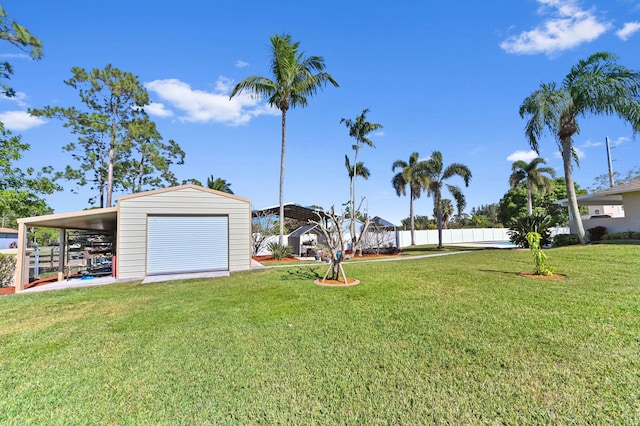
[117,187,251,280]
[587,205,624,218]
[579,193,640,234]
[622,192,640,231]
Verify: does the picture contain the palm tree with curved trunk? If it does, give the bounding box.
[206,175,234,194]
[509,157,555,214]
[230,33,338,244]
[520,52,640,244]
[424,151,472,249]
[391,152,430,245]
[341,108,382,250]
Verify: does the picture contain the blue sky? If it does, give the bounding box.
[2,0,640,225]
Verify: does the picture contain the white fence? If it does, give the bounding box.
[396,228,510,248]
[255,227,573,254]
[396,227,570,248]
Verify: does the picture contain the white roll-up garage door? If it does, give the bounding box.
[146,215,229,275]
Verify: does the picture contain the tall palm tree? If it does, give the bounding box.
[206,175,234,194]
[230,33,338,244]
[520,52,640,244]
[391,152,430,245]
[341,108,382,249]
[424,151,472,249]
[509,157,555,214]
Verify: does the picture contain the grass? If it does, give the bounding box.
[1,245,639,424]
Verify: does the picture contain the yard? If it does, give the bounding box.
[1,244,639,424]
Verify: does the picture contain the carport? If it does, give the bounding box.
[15,185,252,291]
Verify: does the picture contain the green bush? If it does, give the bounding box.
[552,233,581,247]
[0,253,17,288]
[586,226,607,242]
[602,231,640,240]
[267,242,292,260]
[507,213,554,248]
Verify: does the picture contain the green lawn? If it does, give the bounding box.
[1,245,639,424]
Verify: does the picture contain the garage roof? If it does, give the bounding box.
[17,207,118,231]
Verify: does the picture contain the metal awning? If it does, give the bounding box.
[17,207,118,231]
[253,203,326,222]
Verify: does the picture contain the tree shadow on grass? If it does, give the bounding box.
[478,269,519,276]
[281,266,323,281]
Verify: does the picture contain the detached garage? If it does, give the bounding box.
[15,185,252,291]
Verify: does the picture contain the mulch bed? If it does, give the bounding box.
[314,277,360,287]
[0,286,15,295]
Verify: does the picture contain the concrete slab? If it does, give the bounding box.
[142,270,229,284]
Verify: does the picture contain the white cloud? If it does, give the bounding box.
[500,0,610,55]
[469,146,486,156]
[0,111,45,131]
[506,150,539,162]
[145,77,278,126]
[0,91,28,108]
[235,60,249,68]
[617,22,640,40]
[611,136,629,147]
[144,102,173,117]
[580,140,602,148]
[0,53,30,59]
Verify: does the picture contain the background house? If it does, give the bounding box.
[556,180,640,234]
[0,227,18,249]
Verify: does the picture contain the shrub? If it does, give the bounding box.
[0,253,17,288]
[586,226,607,242]
[602,231,640,240]
[552,234,581,247]
[267,242,292,260]
[507,213,554,248]
[526,232,554,276]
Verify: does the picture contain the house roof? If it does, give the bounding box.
[371,216,396,228]
[554,180,640,207]
[16,184,251,231]
[591,179,640,196]
[118,184,251,204]
[0,227,18,233]
[288,224,318,237]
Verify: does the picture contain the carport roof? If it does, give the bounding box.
[253,203,326,222]
[17,207,118,231]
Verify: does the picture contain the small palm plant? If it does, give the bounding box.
[526,232,554,276]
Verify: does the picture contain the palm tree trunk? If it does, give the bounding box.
[527,186,533,215]
[435,193,443,249]
[409,191,415,246]
[351,148,359,252]
[278,109,287,245]
[561,138,586,244]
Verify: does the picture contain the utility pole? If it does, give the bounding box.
[606,136,614,188]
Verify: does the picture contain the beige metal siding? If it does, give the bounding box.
[117,187,251,280]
